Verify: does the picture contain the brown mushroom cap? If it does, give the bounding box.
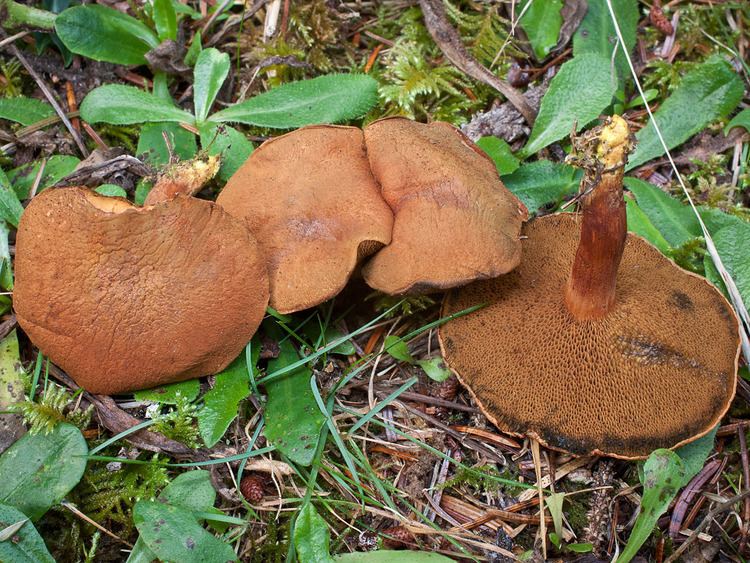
[217,125,393,314]
[14,187,269,395]
[439,213,740,459]
[361,118,528,295]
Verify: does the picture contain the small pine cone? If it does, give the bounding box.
[649,2,673,35]
[437,375,459,402]
[381,525,415,549]
[240,473,265,503]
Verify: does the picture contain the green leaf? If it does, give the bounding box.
[521,53,617,156]
[519,0,563,60]
[0,504,55,563]
[134,379,200,404]
[675,427,718,486]
[573,0,639,81]
[153,0,177,41]
[55,5,159,66]
[137,122,198,166]
[625,195,672,254]
[294,503,334,563]
[210,74,378,129]
[619,450,685,563]
[0,424,87,520]
[416,357,452,382]
[628,56,744,170]
[0,98,55,126]
[335,553,454,562]
[384,335,413,363]
[264,340,326,466]
[7,155,80,199]
[501,160,581,213]
[80,85,194,125]
[198,123,253,180]
[133,501,237,563]
[704,222,750,306]
[476,136,519,175]
[193,48,230,124]
[93,184,128,198]
[0,222,14,291]
[567,543,594,553]
[184,31,203,67]
[303,324,357,356]
[623,178,699,247]
[0,187,23,228]
[127,470,216,563]
[725,108,750,135]
[544,491,565,540]
[197,355,251,448]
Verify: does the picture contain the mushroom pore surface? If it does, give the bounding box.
[216,125,393,314]
[361,118,528,295]
[15,187,269,394]
[439,213,739,459]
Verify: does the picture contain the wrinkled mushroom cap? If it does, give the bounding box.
[15,187,269,395]
[217,125,393,314]
[439,213,740,459]
[362,118,528,295]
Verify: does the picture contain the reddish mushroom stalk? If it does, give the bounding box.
[564,115,633,321]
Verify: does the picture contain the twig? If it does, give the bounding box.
[531,440,547,560]
[739,428,750,555]
[418,0,536,125]
[664,489,750,563]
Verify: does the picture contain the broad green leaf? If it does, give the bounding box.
[137,122,198,166]
[0,187,23,228]
[153,0,177,41]
[568,543,594,553]
[7,155,80,199]
[725,108,750,135]
[94,184,128,198]
[184,31,203,67]
[193,48,230,123]
[210,74,378,129]
[545,491,565,540]
[198,123,254,180]
[521,53,617,156]
[675,427,718,485]
[698,206,747,236]
[0,169,9,190]
[0,331,25,453]
[0,222,13,291]
[623,178,699,247]
[573,0,638,80]
[133,501,237,563]
[0,504,55,563]
[134,379,200,404]
[197,355,251,448]
[80,85,194,125]
[628,56,744,170]
[294,503,334,563]
[0,423,87,520]
[704,222,750,306]
[0,97,54,126]
[384,335,413,363]
[619,450,685,563]
[501,160,581,213]
[264,340,326,466]
[335,553,454,562]
[56,5,159,66]
[127,470,216,563]
[416,357,452,383]
[625,195,671,254]
[519,0,563,60]
[476,136,519,175]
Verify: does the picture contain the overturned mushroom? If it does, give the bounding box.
[439,116,740,459]
[14,159,269,394]
[217,125,393,314]
[362,117,528,294]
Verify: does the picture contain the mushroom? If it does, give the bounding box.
[439,116,740,459]
[361,117,528,295]
[14,159,269,394]
[217,125,393,314]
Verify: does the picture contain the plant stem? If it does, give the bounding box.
[564,115,633,321]
[0,0,56,30]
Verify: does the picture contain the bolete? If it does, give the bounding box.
[439,116,740,459]
[217,125,393,314]
[361,117,528,294]
[14,159,269,394]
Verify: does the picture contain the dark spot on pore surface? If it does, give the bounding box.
[443,337,455,353]
[669,290,693,311]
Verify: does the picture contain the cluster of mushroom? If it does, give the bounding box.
[14,115,741,459]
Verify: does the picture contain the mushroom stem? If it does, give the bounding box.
[143,155,220,205]
[564,115,633,321]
